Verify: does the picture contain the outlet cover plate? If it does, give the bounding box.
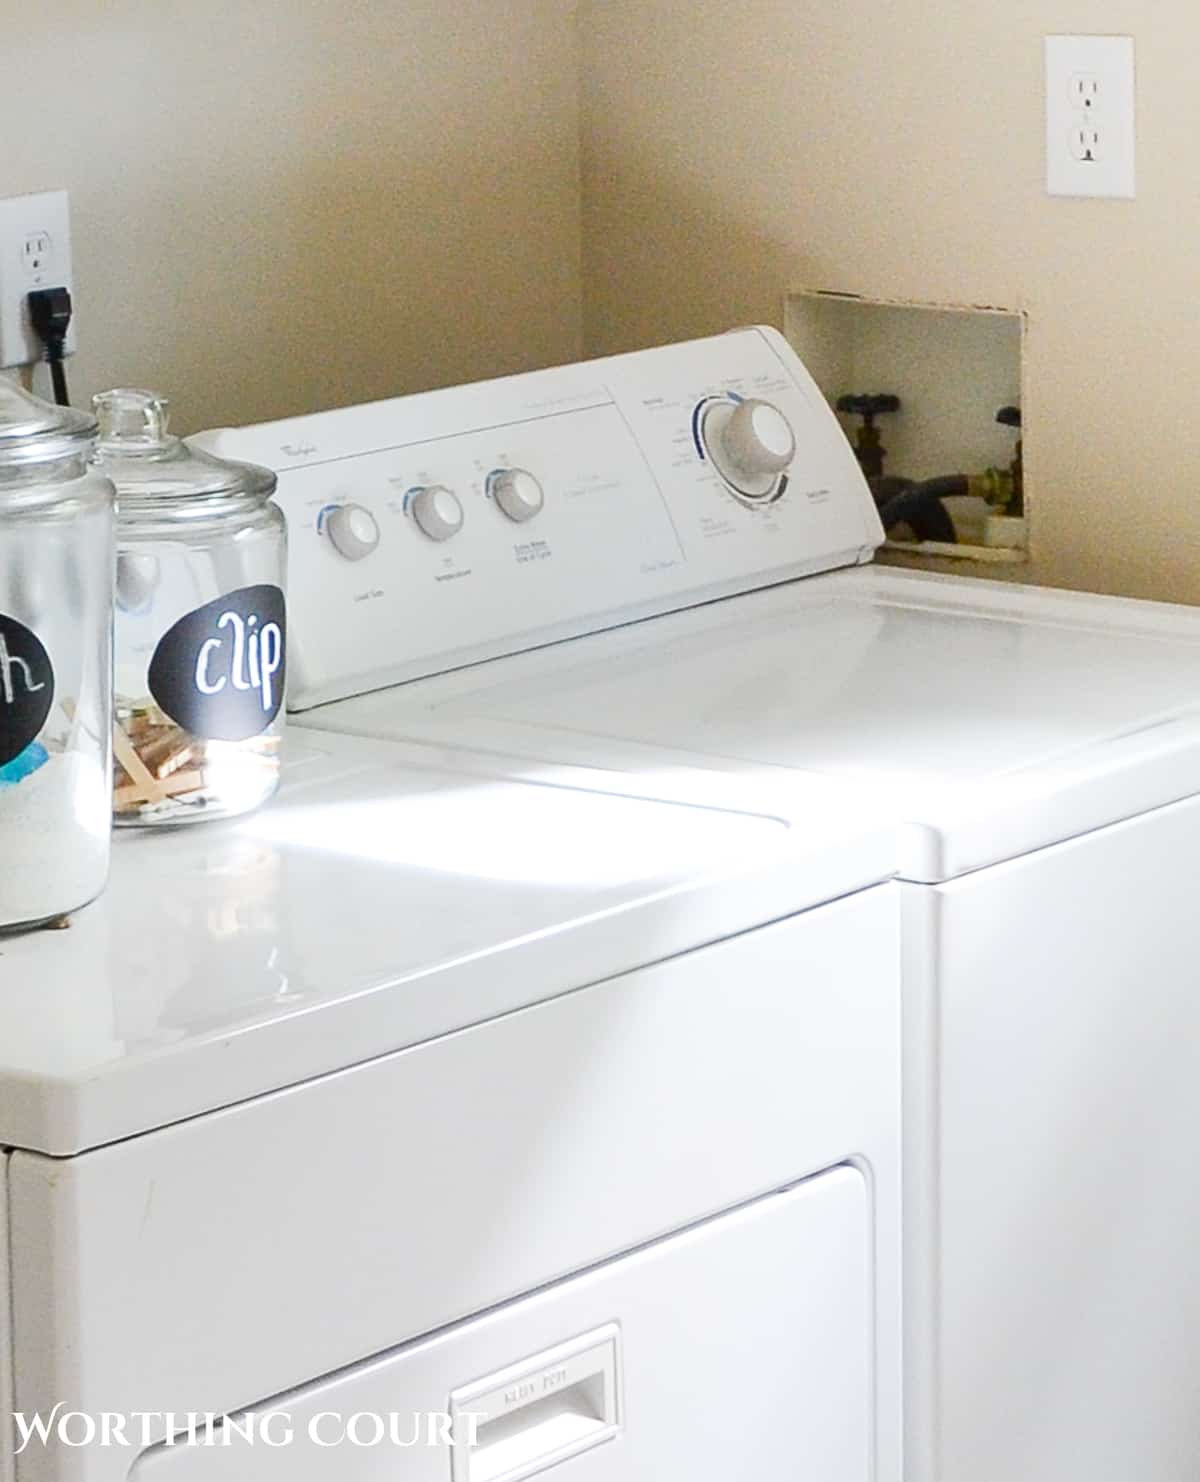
[1045,35,1136,200]
[0,191,77,368]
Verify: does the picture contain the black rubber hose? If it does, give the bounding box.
[869,474,915,507]
[911,474,970,503]
[878,474,968,544]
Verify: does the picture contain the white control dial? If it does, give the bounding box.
[491,467,544,523]
[325,503,380,561]
[410,485,464,542]
[700,396,796,503]
[722,399,796,478]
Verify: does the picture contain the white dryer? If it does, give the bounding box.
[201,325,1200,1482]
[0,731,902,1482]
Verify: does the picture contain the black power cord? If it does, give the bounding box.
[27,287,73,406]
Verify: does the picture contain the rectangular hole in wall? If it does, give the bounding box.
[784,291,1027,565]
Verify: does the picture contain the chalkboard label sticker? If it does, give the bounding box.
[0,614,55,767]
[148,584,286,742]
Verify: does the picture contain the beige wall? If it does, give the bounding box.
[8,2,1194,600]
[1,0,583,434]
[580,2,1200,602]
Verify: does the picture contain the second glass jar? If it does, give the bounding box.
[94,389,287,826]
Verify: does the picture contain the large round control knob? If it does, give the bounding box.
[720,399,796,479]
[325,503,380,561]
[410,484,464,542]
[491,467,544,523]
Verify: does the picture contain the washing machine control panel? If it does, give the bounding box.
[192,327,881,709]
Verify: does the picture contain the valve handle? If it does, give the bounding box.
[836,393,901,423]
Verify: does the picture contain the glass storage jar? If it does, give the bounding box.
[0,380,114,929]
[93,389,286,826]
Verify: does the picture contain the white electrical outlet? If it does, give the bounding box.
[1068,124,1101,163]
[1045,36,1135,199]
[0,191,76,369]
[1068,73,1100,110]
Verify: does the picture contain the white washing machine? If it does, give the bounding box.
[201,325,1200,1482]
[0,730,902,1482]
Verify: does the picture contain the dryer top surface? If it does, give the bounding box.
[0,732,894,1155]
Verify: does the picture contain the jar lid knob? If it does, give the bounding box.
[93,388,171,446]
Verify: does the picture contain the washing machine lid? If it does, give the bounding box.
[0,733,895,1155]
[303,567,1200,882]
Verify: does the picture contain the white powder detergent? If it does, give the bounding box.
[0,752,110,928]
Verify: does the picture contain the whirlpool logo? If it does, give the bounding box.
[12,1407,487,1453]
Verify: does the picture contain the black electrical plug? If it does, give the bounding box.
[27,286,73,406]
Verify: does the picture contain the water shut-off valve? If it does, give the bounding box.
[836,393,901,482]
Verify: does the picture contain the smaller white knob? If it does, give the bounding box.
[326,503,380,561]
[721,399,796,478]
[410,485,464,542]
[491,468,544,523]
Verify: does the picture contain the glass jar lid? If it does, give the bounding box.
[0,377,97,468]
[93,388,276,514]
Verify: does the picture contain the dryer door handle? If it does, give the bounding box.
[450,1325,622,1482]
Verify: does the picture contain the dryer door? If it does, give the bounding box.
[128,1166,870,1482]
